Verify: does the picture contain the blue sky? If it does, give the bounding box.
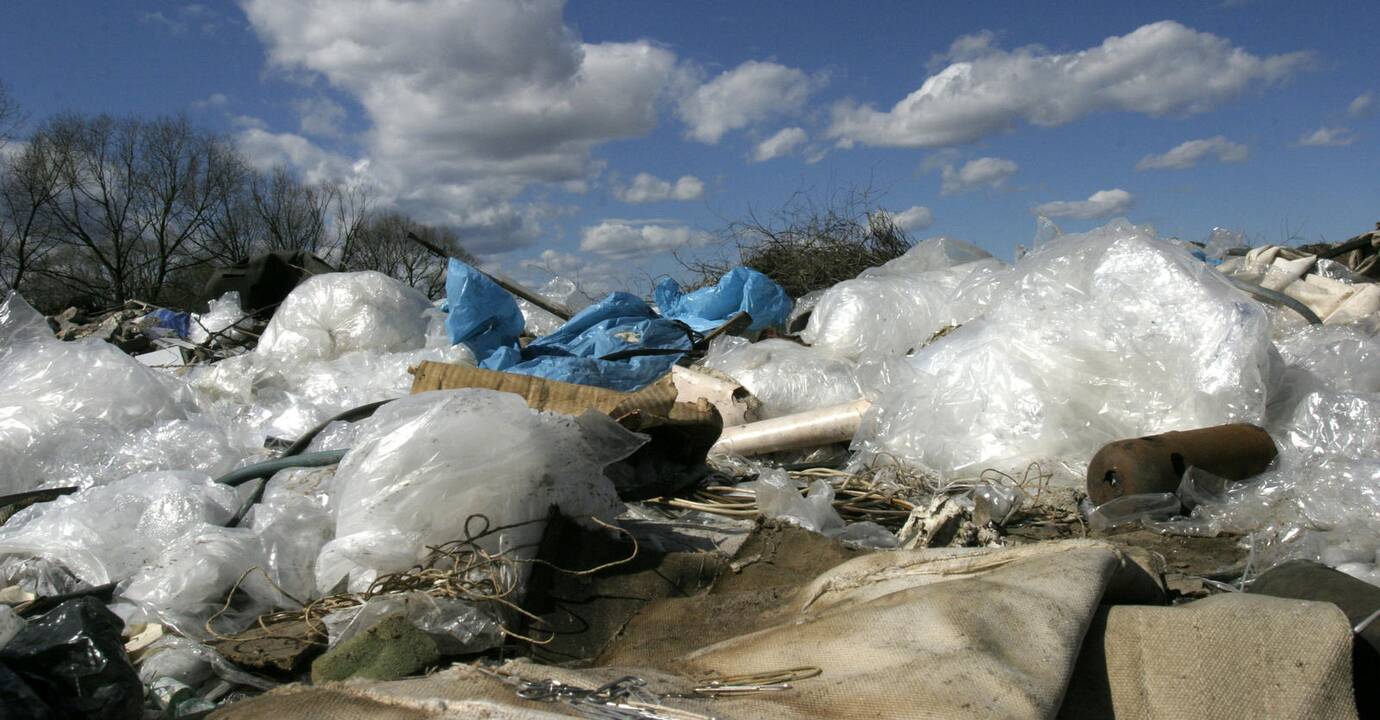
[1,0,1376,293]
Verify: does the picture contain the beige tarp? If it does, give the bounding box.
[212,540,1356,719]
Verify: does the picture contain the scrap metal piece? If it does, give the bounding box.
[1086,423,1277,505]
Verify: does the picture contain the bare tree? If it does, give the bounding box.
[250,166,332,254]
[0,135,63,295]
[345,211,476,298]
[134,116,242,301]
[0,80,21,150]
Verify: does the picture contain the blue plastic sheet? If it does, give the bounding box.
[483,292,692,392]
[444,258,525,358]
[654,268,792,333]
[442,260,692,392]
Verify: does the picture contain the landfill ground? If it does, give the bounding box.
[1,221,1379,719]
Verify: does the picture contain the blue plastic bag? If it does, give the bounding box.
[654,267,792,333]
[148,309,190,339]
[444,258,525,358]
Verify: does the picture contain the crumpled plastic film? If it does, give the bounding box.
[1186,391,1380,584]
[189,291,248,345]
[800,237,1007,360]
[121,525,290,638]
[700,336,861,418]
[0,472,238,588]
[0,296,196,494]
[517,276,591,337]
[315,390,646,594]
[257,271,433,363]
[856,220,1276,482]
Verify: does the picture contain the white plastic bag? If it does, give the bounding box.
[256,271,433,363]
[315,389,645,594]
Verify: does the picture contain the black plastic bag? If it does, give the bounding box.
[0,597,141,719]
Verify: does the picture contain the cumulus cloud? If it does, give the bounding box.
[678,61,822,144]
[241,0,683,252]
[1297,127,1355,147]
[940,156,1018,194]
[293,95,347,138]
[579,220,713,260]
[234,127,357,185]
[1135,135,1247,170]
[890,206,934,231]
[1032,189,1134,219]
[829,21,1309,148]
[614,173,704,203]
[752,127,808,162]
[1348,92,1374,118]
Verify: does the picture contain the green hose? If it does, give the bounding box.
[214,449,348,488]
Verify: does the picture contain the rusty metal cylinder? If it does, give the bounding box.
[1086,423,1278,506]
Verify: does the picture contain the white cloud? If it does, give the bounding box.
[1032,189,1134,219]
[192,92,228,110]
[940,156,1018,194]
[234,127,357,185]
[891,206,934,231]
[293,95,347,138]
[752,127,808,162]
[677,61,822,144]
[579,220,713,260]
[1348,92,1374,118]
[829,21,1309,148]
[1135,135,1248,170]
[614,173,704,203]
[1297,126,1355,147]
[241,0,684,252]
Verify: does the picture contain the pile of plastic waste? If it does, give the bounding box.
[2,217,1379,714]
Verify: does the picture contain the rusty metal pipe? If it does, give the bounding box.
[1086,423,1278,506]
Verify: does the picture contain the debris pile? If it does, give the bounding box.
[1,219,1378,717]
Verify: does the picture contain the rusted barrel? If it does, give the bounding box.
[1086,423,1277,505]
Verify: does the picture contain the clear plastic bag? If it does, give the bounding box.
[188,292,250,345]
[517,277,591,337]
[700,337,861,418]
[256,271,434,363]
[0,294,190,493]
[120,525,289,638]
[856,220,1276,482]
[315,390,645,594]
[800,237,1006,360]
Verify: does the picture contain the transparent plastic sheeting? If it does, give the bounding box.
[801,237,1007,360]
[517,277,591,337]
[700,336,862,419]
[0,294,198,494]
[855,220,1277,483]
[316,389,645,594]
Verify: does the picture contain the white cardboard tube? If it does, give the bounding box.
[710,399,872,457]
